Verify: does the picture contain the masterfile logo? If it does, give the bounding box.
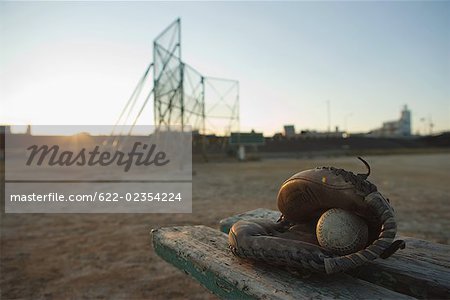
[4,125,192,213]
[26,142,170,172]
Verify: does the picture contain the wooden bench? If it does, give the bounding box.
[152,208,450,299]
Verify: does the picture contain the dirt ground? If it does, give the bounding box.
[1,153,449,299]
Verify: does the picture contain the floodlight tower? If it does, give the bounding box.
[153,19,207,134]
[153,18,183,129]
[113,18,239,142]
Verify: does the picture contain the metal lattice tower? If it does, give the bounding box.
[204,77,239,136]
[113,18,239,138]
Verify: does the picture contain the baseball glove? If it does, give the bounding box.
[228,157,405,274]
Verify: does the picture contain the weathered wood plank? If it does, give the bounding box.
[350,237,450,299]
[152,225,412,299]
[219,208,450,299]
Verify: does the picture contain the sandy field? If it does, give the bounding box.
[1,153,449,299]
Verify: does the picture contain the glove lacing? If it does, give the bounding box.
[319,157,378,196]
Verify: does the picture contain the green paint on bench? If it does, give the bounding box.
[219,208,450,299]
[152,227,253,299]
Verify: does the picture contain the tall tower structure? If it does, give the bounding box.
[399,105,411,136]
[112,18,239,139]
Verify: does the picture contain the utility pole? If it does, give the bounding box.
[429,115,434,135]
[327,100,331,133]
[420,117,426,135]
[344,113,353,133]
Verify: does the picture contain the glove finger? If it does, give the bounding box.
[229,220,333,273]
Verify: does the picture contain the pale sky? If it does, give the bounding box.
[1,1,449,136]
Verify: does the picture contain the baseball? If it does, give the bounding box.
[316,208,368,255]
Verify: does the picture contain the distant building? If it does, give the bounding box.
[284,125,296,138]
[0,125,9,161]
[272,132,283,140]
[0,125,11,135]
[369,105,411,138]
